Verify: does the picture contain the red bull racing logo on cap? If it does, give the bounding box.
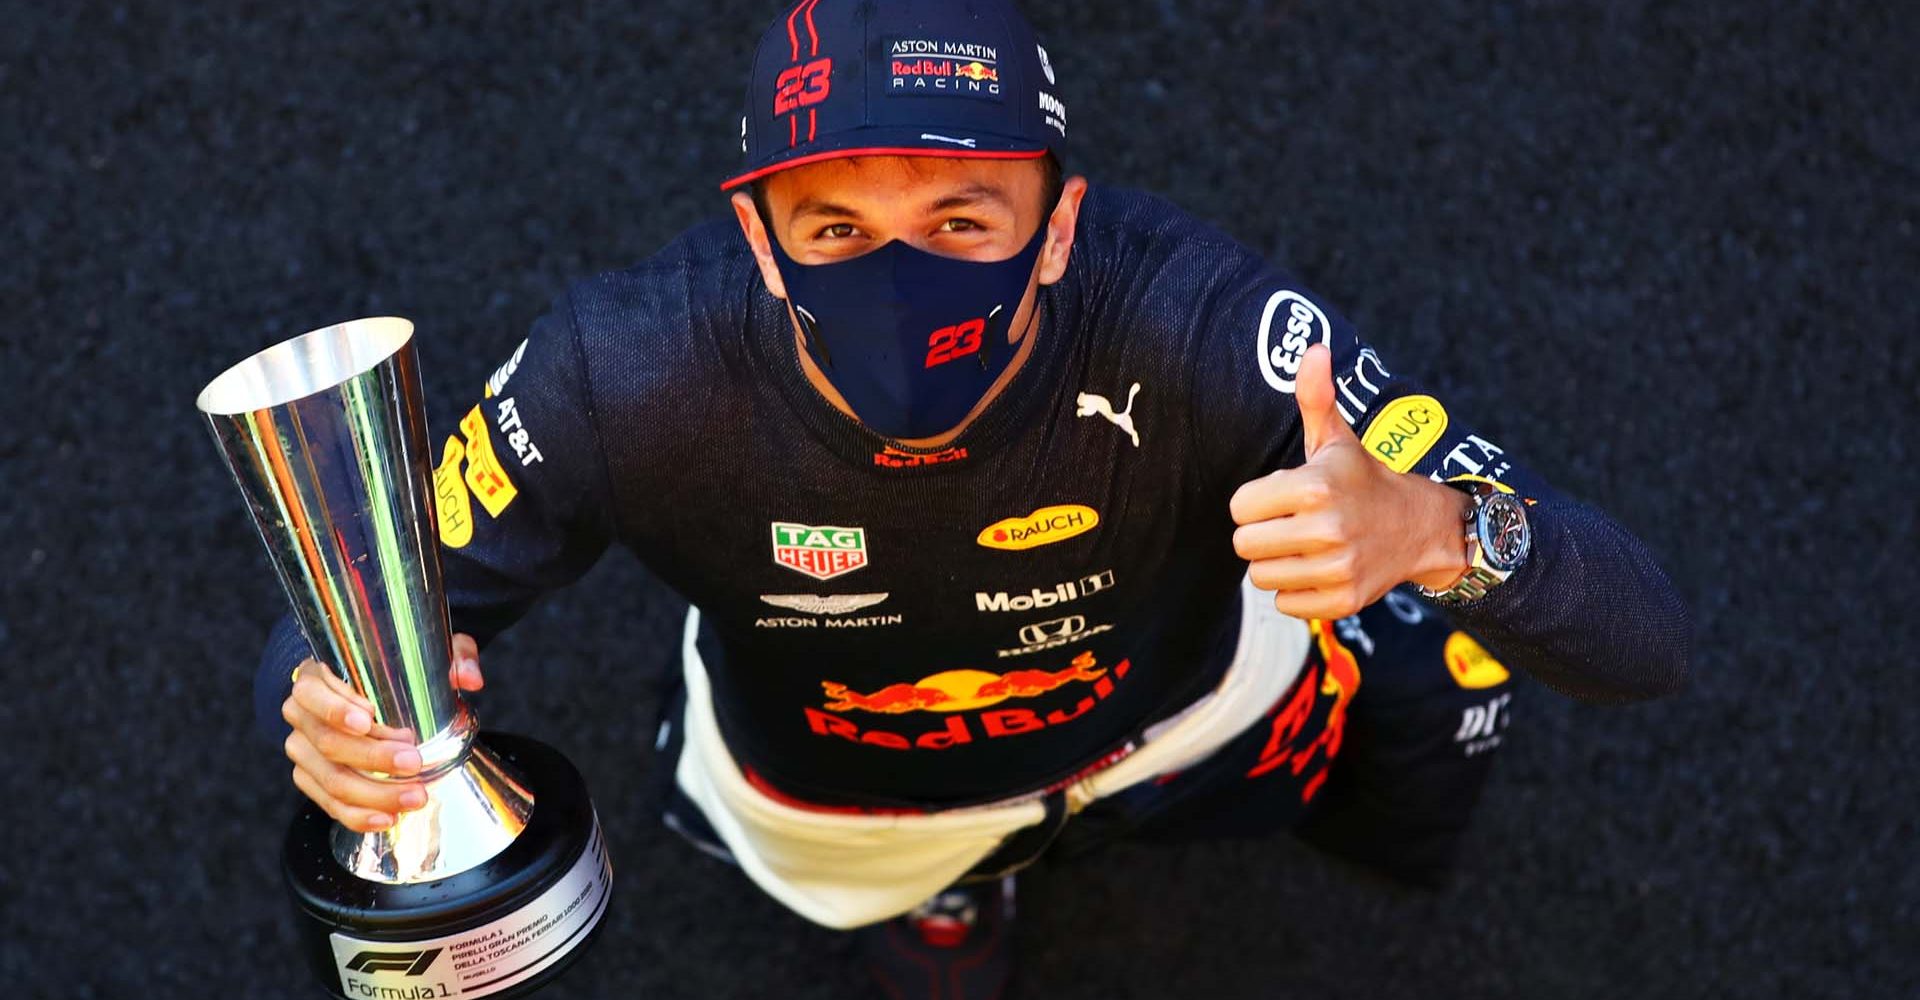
[806,651,1132,750]
[888,39,1004,99]
[771,521,869,581]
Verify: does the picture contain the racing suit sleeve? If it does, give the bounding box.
[251,294,617,739]
[1190,251,1691,704]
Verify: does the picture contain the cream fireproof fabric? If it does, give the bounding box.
[673,574,1310,929]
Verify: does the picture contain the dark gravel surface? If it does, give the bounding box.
[4,1,1915,997]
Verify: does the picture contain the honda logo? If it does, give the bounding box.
[1019,615,1086,646]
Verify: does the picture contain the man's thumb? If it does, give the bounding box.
[1296,344,1346,458]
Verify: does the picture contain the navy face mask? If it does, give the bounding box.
[767,220,1049,440]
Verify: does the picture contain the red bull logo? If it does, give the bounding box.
[874,444,969,469]
[820,651,1105,713]
[1246,619,1362,802]
[806,652,1130,751]
[820,681,954,714]
[956,61,998,82]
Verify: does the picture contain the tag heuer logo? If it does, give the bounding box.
[771,522,869,581]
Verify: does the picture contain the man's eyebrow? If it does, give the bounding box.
[788,197,863,221]
[927,184,1013,213]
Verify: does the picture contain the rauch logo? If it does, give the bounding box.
[976,504,1099,551]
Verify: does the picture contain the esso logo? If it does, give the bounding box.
[774,58,833,115]
[1255,290,1331,394]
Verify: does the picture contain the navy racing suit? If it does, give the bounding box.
[256,184,1691,814]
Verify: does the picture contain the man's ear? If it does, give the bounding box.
[731,191,788,300]
[1036,176,1089,287]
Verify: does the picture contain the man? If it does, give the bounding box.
[259,1,1691,996]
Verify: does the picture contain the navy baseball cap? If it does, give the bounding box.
[720,0,1068,191]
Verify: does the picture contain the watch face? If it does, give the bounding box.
[1478,492,1531,571]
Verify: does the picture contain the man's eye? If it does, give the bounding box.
[940,218,981,233]
[817,223,858,239]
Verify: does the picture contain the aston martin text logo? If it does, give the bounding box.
[807,652,1131,750]
[976,505,1099,551]
[771,522,868,580]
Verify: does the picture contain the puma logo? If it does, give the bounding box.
[1076,382,1142,448]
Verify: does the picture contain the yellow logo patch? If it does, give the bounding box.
[1443,631,1510,689]
[459,405,518,517]
[976,504,1100,551]
[432,437,474,549]
[1444,474,1516,495]
[1361,395,1449,473]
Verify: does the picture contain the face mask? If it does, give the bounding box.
[767,220,1048,440]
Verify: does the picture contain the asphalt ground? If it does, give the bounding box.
[3,1,1915,997]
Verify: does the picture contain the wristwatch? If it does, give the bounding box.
[1415,479,1533,605]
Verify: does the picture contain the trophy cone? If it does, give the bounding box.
[199,318,611,998]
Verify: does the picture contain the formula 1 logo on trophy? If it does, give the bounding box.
[197,318,611,998]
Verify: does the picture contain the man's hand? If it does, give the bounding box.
[1230,345,1472,619]
[280,633,486,832]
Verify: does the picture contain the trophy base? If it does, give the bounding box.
[284,732,612,999]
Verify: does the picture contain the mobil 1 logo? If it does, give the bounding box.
[976,569,1114,613]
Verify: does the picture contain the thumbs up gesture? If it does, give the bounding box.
[1229,345,1474,619]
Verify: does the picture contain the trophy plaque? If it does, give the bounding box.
[198,317,612,998]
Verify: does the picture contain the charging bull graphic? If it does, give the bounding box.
[821,651,1106,713]
[1245,619,1362,802]
[806,651,1130,751]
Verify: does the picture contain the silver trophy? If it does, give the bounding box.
[199,317,610,999]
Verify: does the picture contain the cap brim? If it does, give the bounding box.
[721,126,1048,191]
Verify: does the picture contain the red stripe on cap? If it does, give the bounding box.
[808,108,817,142]
[784,0,804,60]
[720,146,1047,191]
[804,0,822,56]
